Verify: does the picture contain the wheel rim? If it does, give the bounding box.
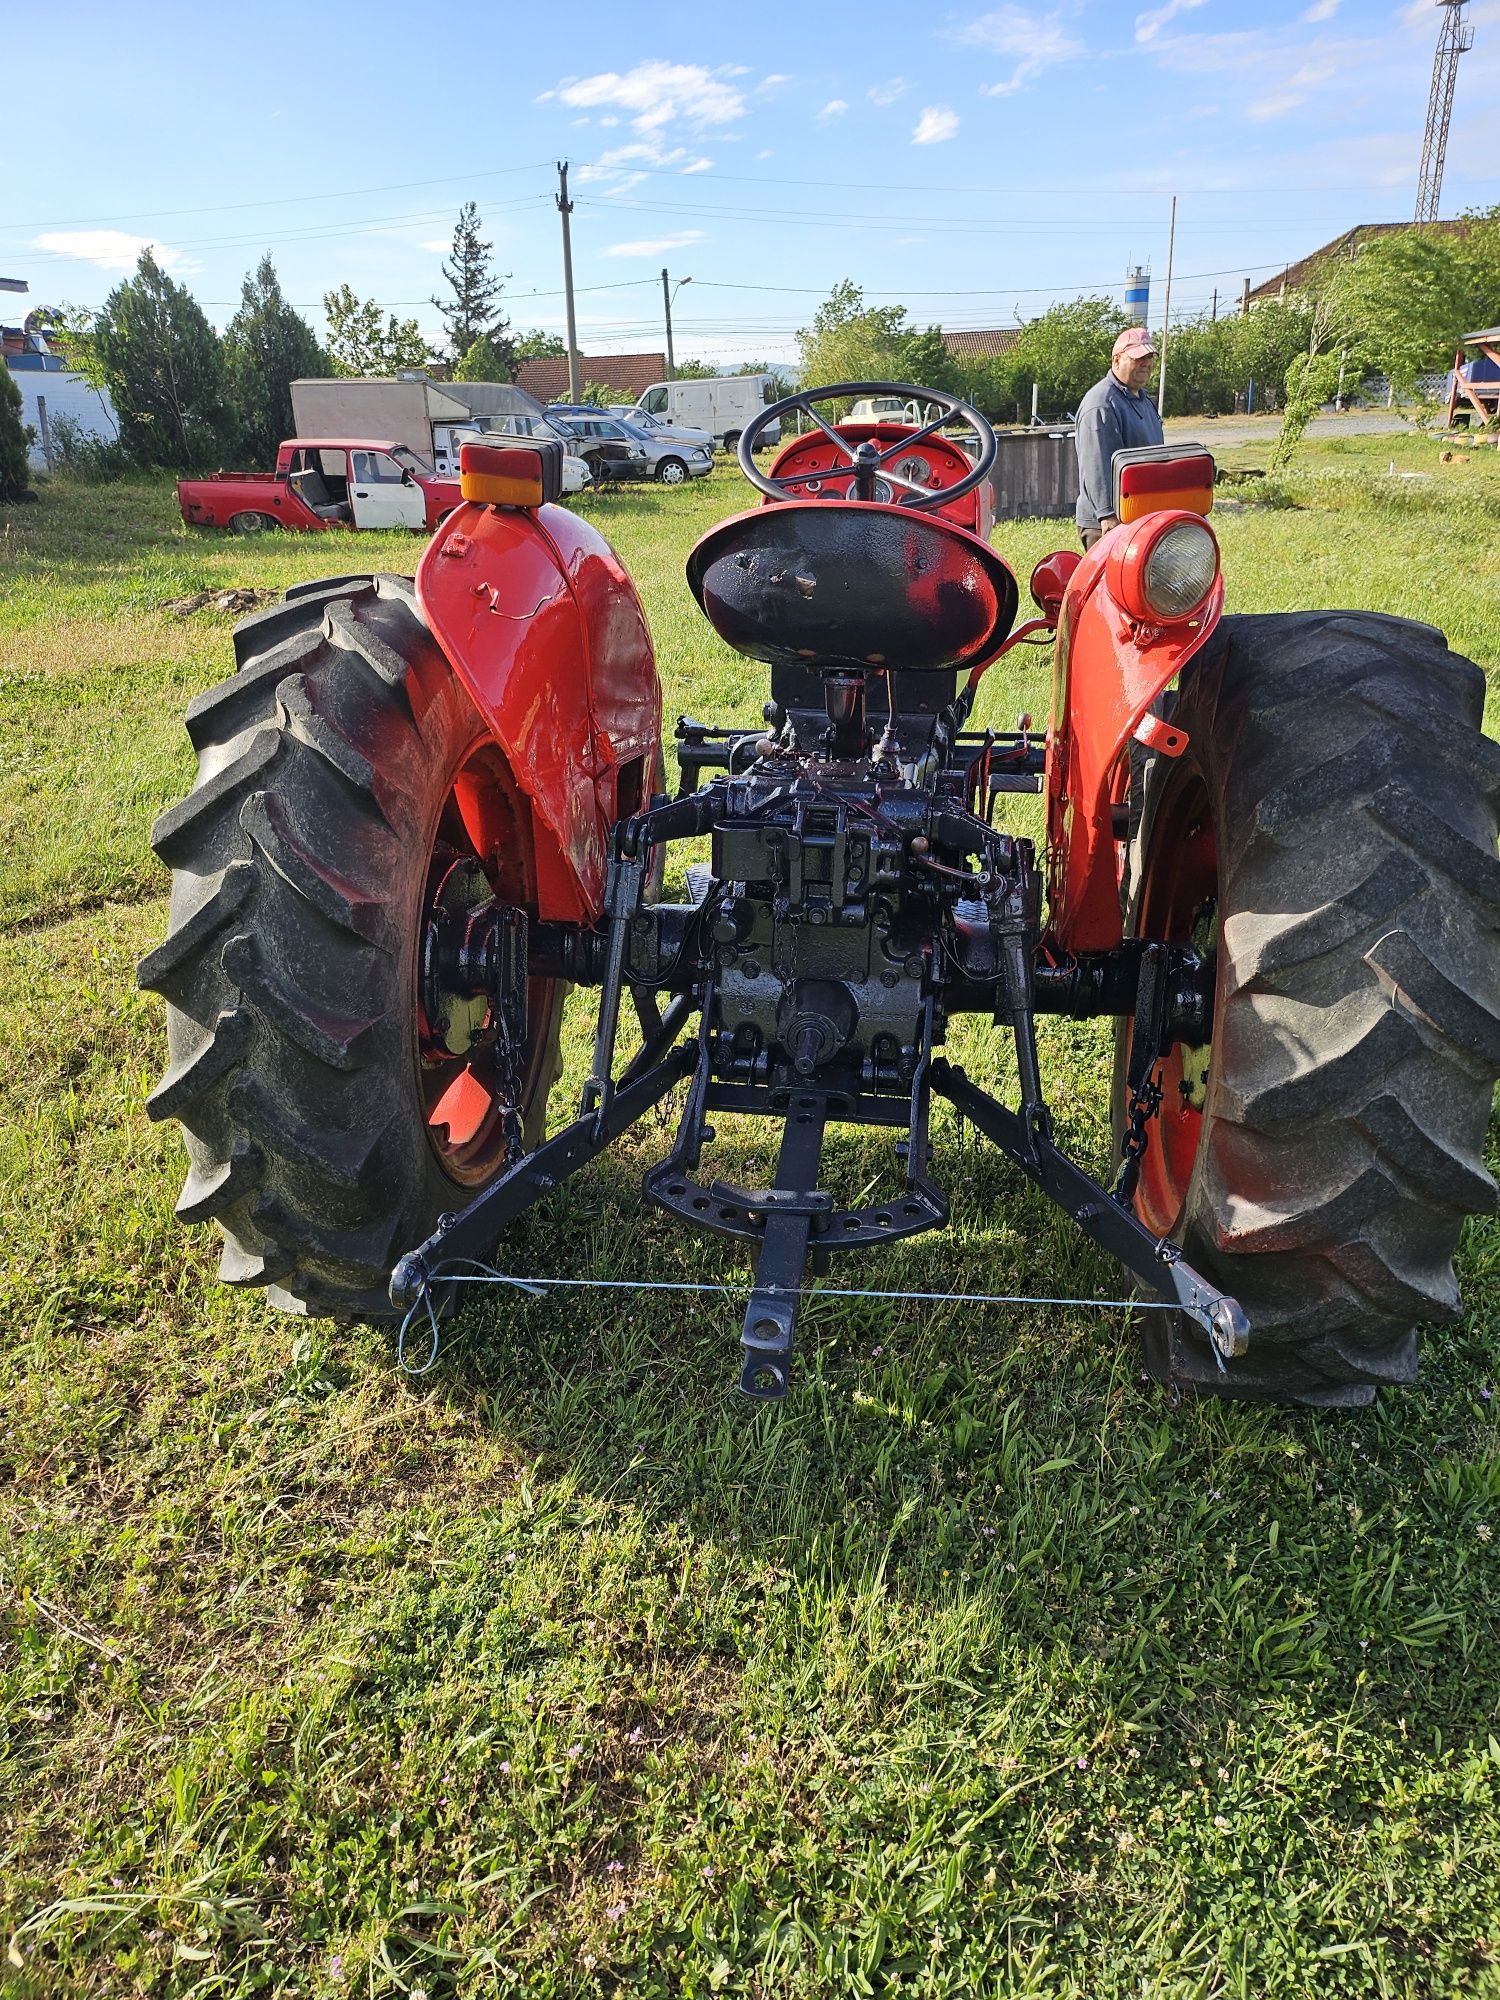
[1128,769,1218,1238]
[660,460,685,484]
[413,738,554,1186]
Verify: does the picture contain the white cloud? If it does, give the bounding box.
[1247,90,1306,118]
[868,76,908,104]
[958,6,1087,94]
[1301,0,1339,18]
[419,238,449,252]
[682,156,714,172]
[755,148,775,159]
[913,104,960,142]
[33,229,186,273]
[817,98,849,119]
[601,229,705,258]
[579,138,694,196]
[1135,0,1205,44]
[546,61,746,133]
[757,73,792,91]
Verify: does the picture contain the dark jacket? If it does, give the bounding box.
[1073,372,1163,532]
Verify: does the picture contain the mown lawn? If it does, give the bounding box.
[3,428,1500,1998]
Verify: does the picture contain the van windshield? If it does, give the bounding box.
[640,386,668,414]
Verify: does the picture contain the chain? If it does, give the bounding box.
[1111,1065,1164,1207]
[395,1258,1179,1376]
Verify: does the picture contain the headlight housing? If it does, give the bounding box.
[1106,512,1220,625]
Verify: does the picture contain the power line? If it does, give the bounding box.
[0,162,554,236]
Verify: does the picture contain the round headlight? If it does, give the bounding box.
[1141,518,1218,620]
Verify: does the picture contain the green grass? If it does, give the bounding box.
[2,433,1500,1998]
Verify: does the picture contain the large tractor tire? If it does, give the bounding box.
[1121,610,1500,1405]
[138,574,566,1321]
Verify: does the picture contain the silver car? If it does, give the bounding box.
[556,414,714,486]
[607,406,716,454]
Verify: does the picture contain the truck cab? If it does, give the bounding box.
[286,442,433,530]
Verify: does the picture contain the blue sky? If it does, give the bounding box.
[4,0,1497,365]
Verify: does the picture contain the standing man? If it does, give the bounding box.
[1074,328,1163,548]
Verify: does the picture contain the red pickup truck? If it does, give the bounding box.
[178,438,463,536]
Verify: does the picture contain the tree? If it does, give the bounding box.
[40,302,109,391]
[224,255,326,463]
[1316,230,1471,394]
[797,282,910,395]
[0,367,33,501]
[1269,350,1344,471]
[1007,296,1127,417]
[95,249,231,468]
[453,332,516,383]
[671,358,718,379]
[893,324,958,395]
[322,285,428,377]
[514,328,566,362]
[434,201,513,368]
[735,360,796,403]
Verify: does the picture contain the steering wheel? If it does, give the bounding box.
[737,380,998,510]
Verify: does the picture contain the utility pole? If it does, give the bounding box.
[1415,0,1473,224]
[1211,287,1218,322]
[1157,195,1177,419]
[1240,276,1250,318]
[556,160,581,403]
[662,268,691,381]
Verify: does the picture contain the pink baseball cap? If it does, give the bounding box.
[1113,327,1157,362]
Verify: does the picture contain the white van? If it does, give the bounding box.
[635,375,781,451]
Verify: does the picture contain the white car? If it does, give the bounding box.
[608,406,716,453]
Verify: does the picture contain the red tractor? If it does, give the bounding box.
[140,382,1500,1405]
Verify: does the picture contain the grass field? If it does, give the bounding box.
[3,428,1500,1998]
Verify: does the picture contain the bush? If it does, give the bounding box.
[46,412,134,482]
[0,367,33,501]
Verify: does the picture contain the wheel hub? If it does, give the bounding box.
[419,856,527,1063]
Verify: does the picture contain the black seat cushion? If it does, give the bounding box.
[687,501,1018,675]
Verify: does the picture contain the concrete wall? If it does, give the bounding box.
[6,367,119,470]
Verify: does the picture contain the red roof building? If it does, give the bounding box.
[515,351,667,402]
[1247,220,1468,304]
[942,327,1022,359]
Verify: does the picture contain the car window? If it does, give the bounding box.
[318,449,347,478]
[352,451,405,483]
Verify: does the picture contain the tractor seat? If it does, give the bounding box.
[686,501,1019,675]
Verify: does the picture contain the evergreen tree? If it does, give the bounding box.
[224,255,326,463]
[95,249,231,468]
[322,286,429,377]
[434,202,513,369]
[0,367,33,502]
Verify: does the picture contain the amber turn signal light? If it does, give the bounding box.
[459,439,565,509]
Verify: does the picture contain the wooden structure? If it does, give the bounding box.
[1446,327,1500,427]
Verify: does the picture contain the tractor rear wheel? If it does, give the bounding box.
[1121,610,1500,1404]
[138,573,565,1321]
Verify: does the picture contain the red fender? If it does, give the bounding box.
[1044,515,1223,953]
[416,501,661,923]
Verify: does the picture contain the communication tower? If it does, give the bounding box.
[1414,0,1473,224]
